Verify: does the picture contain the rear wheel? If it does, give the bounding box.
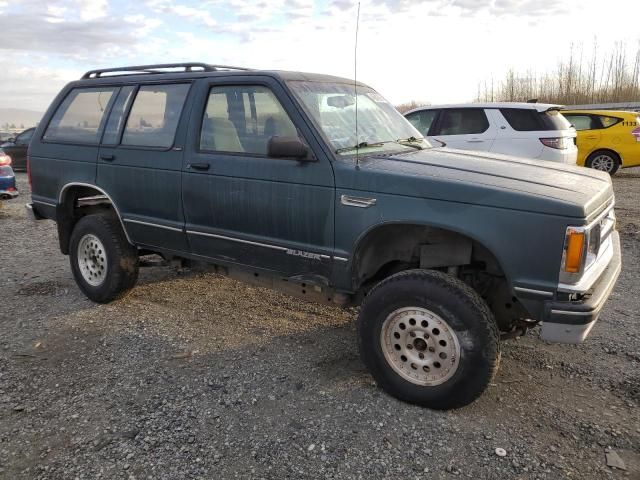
[586,150,620,175]
[69,213,139,303]
[358,269,500,409]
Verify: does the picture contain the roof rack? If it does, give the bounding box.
[81,62,251,79]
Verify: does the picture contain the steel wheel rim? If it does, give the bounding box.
[77,234,107,286]
[591,154,614,172]
[381,307,461,386]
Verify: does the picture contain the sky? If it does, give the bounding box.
[0,0,639,112]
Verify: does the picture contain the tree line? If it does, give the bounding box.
[477,42,640,105]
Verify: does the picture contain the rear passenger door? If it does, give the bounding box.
[97,82,192,252]
[428,108,496,151]
[182,77,335,279]
[563,113,602,153]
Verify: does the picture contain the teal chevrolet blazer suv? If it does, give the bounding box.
[26,63,621,409]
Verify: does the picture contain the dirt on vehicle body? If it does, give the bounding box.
[1,171,639,478]
[27,63,621,409]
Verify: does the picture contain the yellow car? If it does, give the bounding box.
[562,110,640,174]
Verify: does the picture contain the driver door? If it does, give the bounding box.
[182,77,336,279]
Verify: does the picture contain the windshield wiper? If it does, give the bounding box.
[335,141,385,154]
[395,136,425,150]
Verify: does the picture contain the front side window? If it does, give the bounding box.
[435,109,489,135]
[288,81,429,155]
[406,110,439,136]
[44,87,116,144]
[200,85,298,155]
[122,83,190,148]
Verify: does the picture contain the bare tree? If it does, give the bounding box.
[395,100,431,114]
[476,41,640,105]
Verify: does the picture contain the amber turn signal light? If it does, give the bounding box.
[564,230,585,273]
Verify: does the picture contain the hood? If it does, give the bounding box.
[336,148,613,219]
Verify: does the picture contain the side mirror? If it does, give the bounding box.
[267,136,313,160]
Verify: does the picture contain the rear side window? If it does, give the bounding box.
[406,110,438,135]
[434,109,489,135]
[500,108,571,131]
[102,86,136,145]
[122,84,190,148]
[564,114,599,131]
[44,87,117,144]
[0,166,13,176]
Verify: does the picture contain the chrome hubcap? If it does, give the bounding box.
[591,154,614,172]
[381,307,461,386]
[77,234,107,286]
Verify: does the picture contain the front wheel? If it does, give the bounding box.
[586,150,620,175]
[69,213,139,303]
[358,269,500,409]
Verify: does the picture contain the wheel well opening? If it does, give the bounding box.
[352,224,526,332]
[57,186,116,254]
[588,149,622,164]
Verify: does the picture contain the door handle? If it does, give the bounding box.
[189,162,210,171]
[585,135,598,140]
[466,138,484,143]
[100,154,115,161]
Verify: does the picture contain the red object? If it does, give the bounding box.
[539,137,568,150]
[7,186,16,191]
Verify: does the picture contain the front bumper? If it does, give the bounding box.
[540,231,621,343]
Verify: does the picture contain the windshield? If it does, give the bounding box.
[288,81,431,155]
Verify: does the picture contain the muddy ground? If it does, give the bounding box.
[1,171,639,479]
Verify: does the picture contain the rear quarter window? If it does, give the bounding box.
[500,108,571,131]
[599,116,622,128]
[43,87,117,144]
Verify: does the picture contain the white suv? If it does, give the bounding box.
[404,103,578,164]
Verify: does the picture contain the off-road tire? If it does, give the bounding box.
[586,150,621,175]
[358,269,500,409]
[69,213,139,303]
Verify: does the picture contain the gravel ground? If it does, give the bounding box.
[1,171,639,480]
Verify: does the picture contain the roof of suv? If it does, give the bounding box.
[76,62,365,87]
[405,102,564,115]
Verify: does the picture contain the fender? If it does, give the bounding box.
[58,182,133,245]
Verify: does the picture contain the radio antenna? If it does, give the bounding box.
[354,1,361,169]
